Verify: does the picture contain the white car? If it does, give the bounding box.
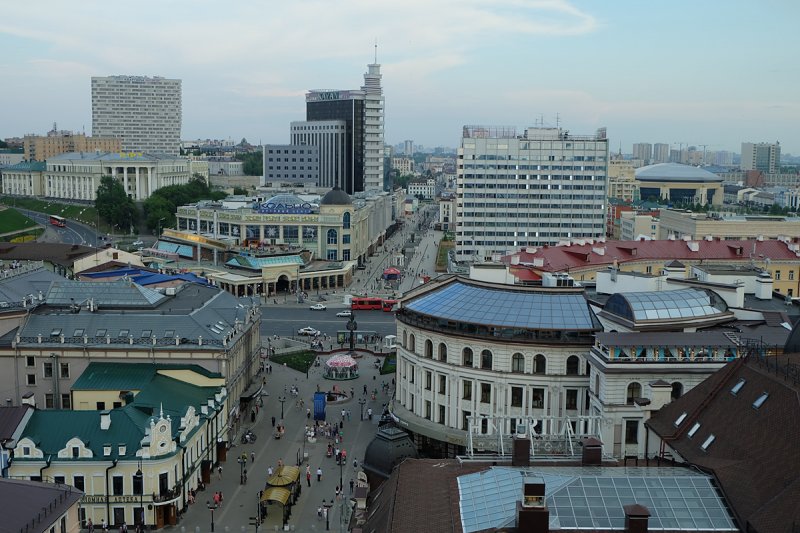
[297,326,320,336]
[309,303,327,311]
[132,240,144,247]
[336,310,353,317]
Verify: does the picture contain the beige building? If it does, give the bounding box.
[607,174,637,202]
[635,163,724,206]
[657,208,800,240]
[1,161,46,196]
[24,133,121,162]
[392,157,414,174]
[620,211,659,240]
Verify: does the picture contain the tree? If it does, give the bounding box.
[143,176,228,233]
[95,176,138,233]
[233,186,249,195]
[0,140,8,149]
[235,152,263,176]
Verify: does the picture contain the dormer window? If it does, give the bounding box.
[141,330,151,338]
[753,392,769,410]
[118,329,129,338]
[674,412,687,427]
[730,379,746,396]
[23,446,30,456]
[164,330,175,338]
[701,434,716,451]
[72,446,80,458]
[96,329,107,337]
[50,328,61,336]
[688,422,701,438]
[73,328,84,337]
[118,444,126,456]
[103,445,112,456]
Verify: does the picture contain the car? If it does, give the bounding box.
[309,303,327,311]
[336,310,352,317]
[132,240,144,246]
[297,326,320,336]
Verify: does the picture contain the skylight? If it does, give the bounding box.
[674,412,687,427]
[701,434,716,451]
[688,422,701,438]
[96,329,107,337]
[730,378,745,395]
[50,328,61,336]
[753,392,769,409]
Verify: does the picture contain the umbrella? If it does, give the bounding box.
[267,465,300,486]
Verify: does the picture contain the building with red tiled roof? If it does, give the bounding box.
[501,238,800,296]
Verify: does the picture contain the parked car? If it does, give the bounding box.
[132,240,144,247]
[297,326,320,336]
[336,310,353,317]
[310,303,327,311]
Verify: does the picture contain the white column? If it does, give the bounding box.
[123,167,128,197]
[148,167,155,198]
[135,167,140,199]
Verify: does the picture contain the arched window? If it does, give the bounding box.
[402,331,407,349]
[626,382,642,405]
[480,349,493,370]
[566,355,580,375]
[438,343,447,362]
[594,374,600,394]
[326,229,338,245]
[342,212,351,229]
[511,353,524,373]
[463,347,473,367]
[534,354,547,374]
[671,382,683,400]
[409,334,416,353]
[424,339,433,358]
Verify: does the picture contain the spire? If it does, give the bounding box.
[159,403,164,419]
[374,38,378,64]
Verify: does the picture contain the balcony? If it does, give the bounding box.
[152,484,182,505]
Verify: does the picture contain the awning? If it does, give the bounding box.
[267,465,300,487]
[240,382,263,402]
[260,486,291,506]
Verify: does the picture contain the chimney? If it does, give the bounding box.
[755,271,773,300]
[624,504,650,533]
[648,380,673,411]
[581,437,602,466]
[100,410,111,430]
[512,435,530,467]
[517,477,548,532]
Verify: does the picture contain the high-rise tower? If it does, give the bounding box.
[362,63,385,191]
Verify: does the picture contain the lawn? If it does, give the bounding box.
[271,350,318,374]
[380,356,396,375]
[0,198,112,233]
[436,240,455,271]
[0,208,37,234]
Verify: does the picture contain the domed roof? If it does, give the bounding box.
[362,425,419,481]
[320,187,352,206]
[325,354,358,368]
[265,193,306,206]
[635,163,722,183]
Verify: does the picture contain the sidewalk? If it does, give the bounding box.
[174,349,393,532]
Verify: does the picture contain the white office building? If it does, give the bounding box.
[741,142,781,174]
[91,76,182,156]
[291,121,347,190]
[455,126,609,262]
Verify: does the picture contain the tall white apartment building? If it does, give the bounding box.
[455,126,609,262]
[404,140,414,156]
[362,63,385,191]
[653,143,670,163]
[91,76,182,156]
[741,141,781,173]
[632,143,652,165]
[291,121,347,189]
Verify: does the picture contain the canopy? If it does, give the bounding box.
[267,465,300,487]
[383,267,401,275]
[260,486,291,505]
[326,354,358,368]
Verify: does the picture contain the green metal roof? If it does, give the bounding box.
[72,362,221,391]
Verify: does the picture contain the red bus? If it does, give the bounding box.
[382,299,398,312]
[49,215,66,228]
[351,297,383,310]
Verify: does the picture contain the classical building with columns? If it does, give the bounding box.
[44,152,191,201]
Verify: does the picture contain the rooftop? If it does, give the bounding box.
[603,288,729,323]
[48,152,182,162]
[0,478,83,533]
[635,163,723,183]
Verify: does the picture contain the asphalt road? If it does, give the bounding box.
[260,305,398,339]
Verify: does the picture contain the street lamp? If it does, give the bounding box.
[206,501,218,532]
[135,460,144,530]
[278,396,286,420]
[358,397,366,421]
[237,454,247,485]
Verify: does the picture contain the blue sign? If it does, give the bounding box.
[314,392,327,421]
[256,202,313,214]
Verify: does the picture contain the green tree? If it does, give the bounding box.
[0,140,8,148]
[143,175,227,233]
[235,152,263,176]
[233,186,249,195]
[95,176,138,233]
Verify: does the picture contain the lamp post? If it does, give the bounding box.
[135,460,144,530]
[358,397,366,421]
[206,501,218,532]
[238,454,247,485]
[278,396,286,420]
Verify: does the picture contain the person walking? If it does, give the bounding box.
[250,451,255,463]
[268,465,274,477]
[271,416,276,427]
[306,469,312,487]
[87,519,94,533]
[217,465,223,479]
[349,478,354,494]
[317,466,322,482]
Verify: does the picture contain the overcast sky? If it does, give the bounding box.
[1,0,798,154]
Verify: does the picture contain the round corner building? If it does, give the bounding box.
[392,276,603,457]
[635,162,723,206]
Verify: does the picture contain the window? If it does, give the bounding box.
[425,400,431,420]
[408,334,416,353]
[438,405,445,424]
[462,411,471,430]
[674,412,687,427]
[753,392,769,409]
[141,329,152,338]
[73,329,84,337]
[96,402,106,410]
[566,355,580,375]
[72,446,79,458]
[480,383,491,403]
[61,394,71,409]
[511,353,524,373]
[43,362,53,378]
[26,356,34,367]
[462,380,472,400]
[45,394,54,409]
[73,476,84,492]
[425,371,432,391]
[625,420,639,444]
[701,434,716,451]
[342,212,351,229]
[645,265,653,274]
[438,375,446,395]
[480,349,493,370]
[112,475,124,495]
[60,363,69,379]
[688,422,701,438]
[531,388,544,408]
[730,378,746,395]
[534,354,546,374]
[438,343,447,362]
[327,229,338,245]
[118,329,129,338]
[626,382,642,405]
[565,389,578,410]
[775,270,781,280]
[791,271,796,281]
[424,339,433,358]
[511,387,523,407]
[27,373,36,386]
[96,329,107,337]
[671,382,683,400]
[54,475,65,485]
[463,347,473,367]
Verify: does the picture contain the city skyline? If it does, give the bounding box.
[1,0,798,153]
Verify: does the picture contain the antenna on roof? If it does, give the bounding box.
[374,38,378,63]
